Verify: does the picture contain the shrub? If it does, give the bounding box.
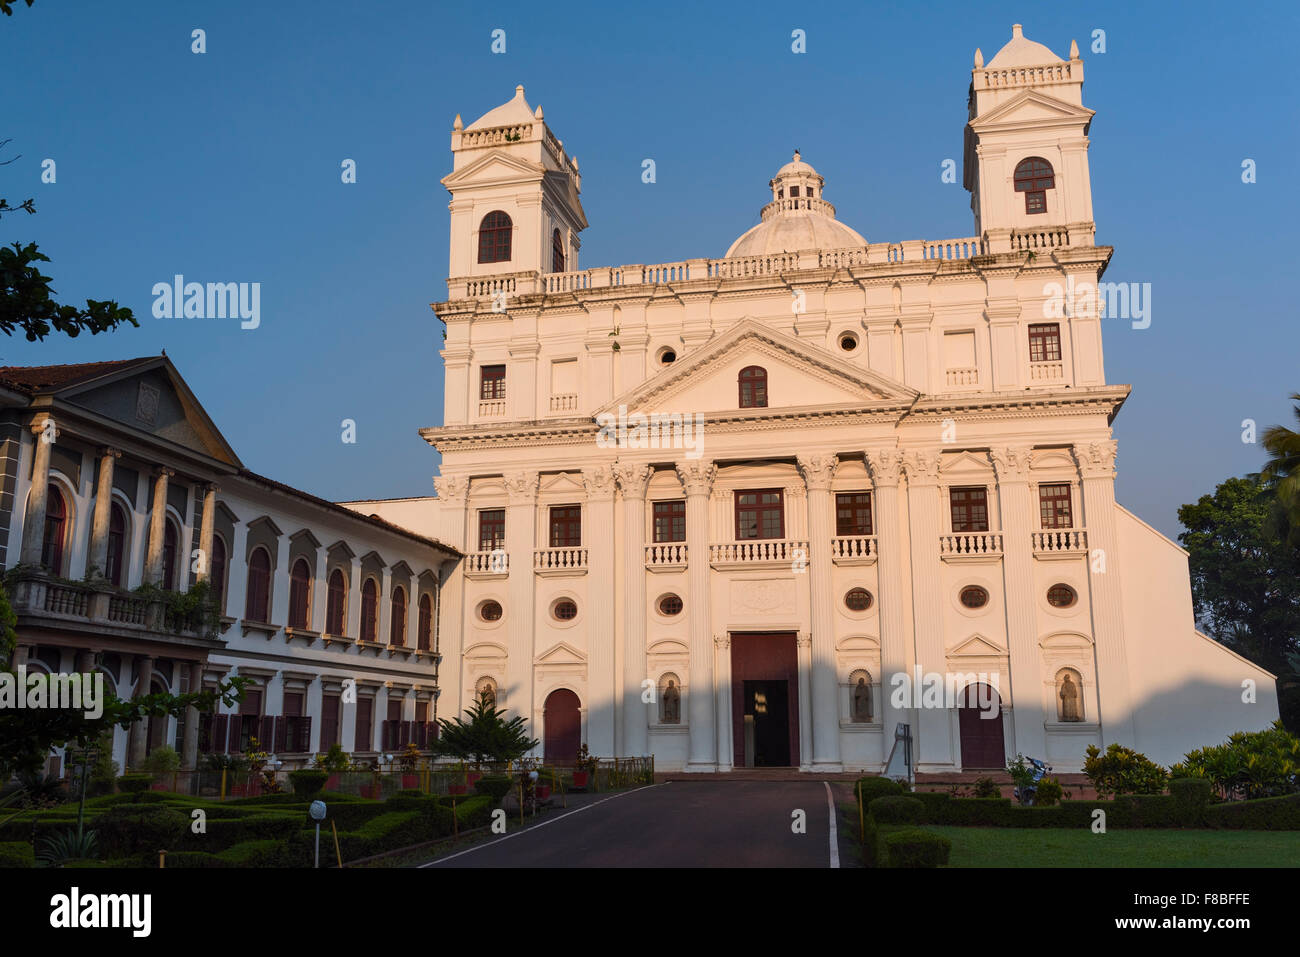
[95,804,187,857]
[854,777,903,804]
[1116,794,1179,828]
[1083,743,1168,798]
[288,770,329,800]
[37,828,100,865]
[187,813,303,852]
[868,796,924,824]
[116,774,152,794]
[1034,777,1063,807]
[314,744,351,773]
[1170,722,1300,801]
[881,828,951,868]
[164,851,229,869]
[1168,777,1213,827]
[0,840,35,868]
[909,791,951,822]
[973,777,1000,799]
[474,775,513,803]
[1204,793,1300,830]
[141,746,181,774]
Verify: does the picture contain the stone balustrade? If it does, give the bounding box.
[1032,529,1088,554]
[938,531,1004,559]
[709,539,809,567]
[534,547,589,573]
[830,535,878,564]
[644,543,688,567]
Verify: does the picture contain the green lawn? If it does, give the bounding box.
[929,826,1300,867]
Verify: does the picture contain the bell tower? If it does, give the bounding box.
[442,85,587,281]
[963,25,1096,251]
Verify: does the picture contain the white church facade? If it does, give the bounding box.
[357,24,1278,773]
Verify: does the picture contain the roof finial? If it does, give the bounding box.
[793,148,800,162]
[1012,23,1023,39]
[1069,38,1079,59]
[974,47,984,68]
[515,84,525,97]
[453,113,463,131]
[534,104,543,119]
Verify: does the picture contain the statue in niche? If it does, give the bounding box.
[661,679,680,724]
[476,679,497,710]
[1058,673,1081,722]
[852,675,872,722]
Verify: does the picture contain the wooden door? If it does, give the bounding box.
[958,683,1005,770]
[543,689,581,765]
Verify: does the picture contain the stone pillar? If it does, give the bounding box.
[87,447,121,577]
[1075,440,1135,746]
[196,484,217,582]
[992,446,1045,759]
[128,656,154,769]
[583,465,617,756]
[798,453,843,770]
[433,475,468,710]
[270,533,291,626]
[406,577,421,651]
[715,634,733,770]
[797,632,814,770]
[227,522,250,621]
[613,461,652,757]
[311,548,329,633]
[144,467,174,584]
[378,567,393,644]
[903,450,950,769]
[346,555,363,638]
[866,450,908,768]
[504,471,538,745]
[677,461,717,771]
[183,662,202,768]
[20,416,58,566]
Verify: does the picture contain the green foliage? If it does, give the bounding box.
[1203,792,1300,830]
[868,796,924,825]
[14,772,68,808]
[116,774,151,794]
[141,746,180,774]
[1083,743,1169,798]
[0,1,35,17]
[1169,721,1300,800]
[287,769,329,800]
[133,579,221,640]
[854,776,904,804]
[1261,392,1300,545]
[0,840,34,867]
[972,777,1000,798]
[94,804,186,857]
[881,828,952,868]
[37,827,98,865]
[1034,777,1063,807]
[313,744,351,772]
[0,242,138,341]
[435,695,538,768]
[205,752,250,773]
[473,775,512,803]
[1168,778,1213,827]
[397,742,422,772]
[574,743,599,775]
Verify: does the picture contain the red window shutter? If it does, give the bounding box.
[226,714,241,753]
[274,715,288,753]
[259,715,276,752]
[399,721,411,747]
[213,714,229,754]
[298,716,313,753]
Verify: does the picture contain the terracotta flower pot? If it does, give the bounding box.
[535,784,552,801]
[466,771,483,786]
[572,771,589,788]
[448,783,468,796]
[401,774,418,789]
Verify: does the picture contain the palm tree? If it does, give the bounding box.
[1262,393,1300,543]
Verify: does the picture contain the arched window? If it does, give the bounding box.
[1055,668,1084,722]
[552,228,565,272]
[390,585,407,646]
[738,366,768,408]
[210,535,228,612]
[360,578,379,642]
[418,593,433,650]
[288,558,312,629]
[1014,157,1055,214]
[477,210,513,264]
[106,503,127,586]
[245,547,271,622]
[162,519,179,591]
[42,484,67,574]
[326,569,346,635]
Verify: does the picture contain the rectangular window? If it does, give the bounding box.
[652,500,686,543]
[835,492,874,536]
[735,489,785,540]
[950,487,989,533]
[354,696,374,752]
[320,694,340,750]
[478,509,505,551]
[789,186,800,198]
[480,365,506,400]
[1028,323,1062,363]
[549,505,582,548]
[1038,483,1073,529]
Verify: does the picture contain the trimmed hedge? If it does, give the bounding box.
[474,776,513,802]
[96,805,188,857]
[881,827,952,868]
[116,774,152,794]
[288,770,329,800]
[1204,793,1300,830]
[0,841,35,868]
[855,777,905,804]
[1169,778,1213,828]
[868,796,924,824]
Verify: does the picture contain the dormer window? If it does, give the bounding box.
[477,210,513,264]
[552,228,565,272]
[1014,157,1054,215]
[738,365,768,408]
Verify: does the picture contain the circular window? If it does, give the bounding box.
[553,599,578,621]
[839,333,859,352]
[658,594,683,616]
[844,587,874,612]
[479,600,503,622]
[959,586,990,609]
[1047,584,1077,608]
[658,348,677,365]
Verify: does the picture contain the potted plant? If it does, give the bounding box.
[397,742,422,789]
[572,744,597,790]
[313,743,351,790]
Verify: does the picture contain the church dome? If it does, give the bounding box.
[985,24,1062,68]
[725,152,867,258]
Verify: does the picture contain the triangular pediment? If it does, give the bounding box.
[598,319,917,420]
[441,151,544,189]
[947,633,1007,657]
[969,89,1094,132]
[57,357,242,467]
[940,450,994,476]
[534,641,587,666]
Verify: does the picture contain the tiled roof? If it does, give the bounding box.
[0,357,157,394]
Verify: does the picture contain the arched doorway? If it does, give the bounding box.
[543,689,581,765]
[958,683,1005,770]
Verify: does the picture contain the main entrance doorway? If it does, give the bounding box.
[730,633,799,768]
[543,689,581,765]
[957,682,1006,770]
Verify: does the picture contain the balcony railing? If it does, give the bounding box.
[12,571,219,642]
[478,399,506,417]
[830,536,878,565]
[645,543,688,568]
[549,393,578,413]
[939,532,1004,560]
[1032,529,1088,555]
[1029,361,1064,381]
[709,540,809,567]
[534,547,588,574]
[946,367,979,388]
[465,550,509,577]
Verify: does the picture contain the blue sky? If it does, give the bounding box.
[2,0,1296,539]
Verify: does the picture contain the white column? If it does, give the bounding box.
[866,450,907,770]
[903,450,950,769]
[433,474,468,712]
[144,467,173,584]
[584,466,617,756]
[504,471,538,743]
[196,484,217,583]
[992,446,1046,759]
[715,634,733,770]
[311,548,329,633]
[346,555,362,638]
[1075,440,1135,746]
[677,461,717,771]
[270,533,291,626]
[20,416,57,565]
[406,578,421,650]
[798,453,842,770]
[227,522,250,620]
[797,632,813,770]
[87,447,121,577]
[378,567,393,644]
[614,461,652,757]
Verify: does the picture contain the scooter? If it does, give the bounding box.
[1013,757,1051,806]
